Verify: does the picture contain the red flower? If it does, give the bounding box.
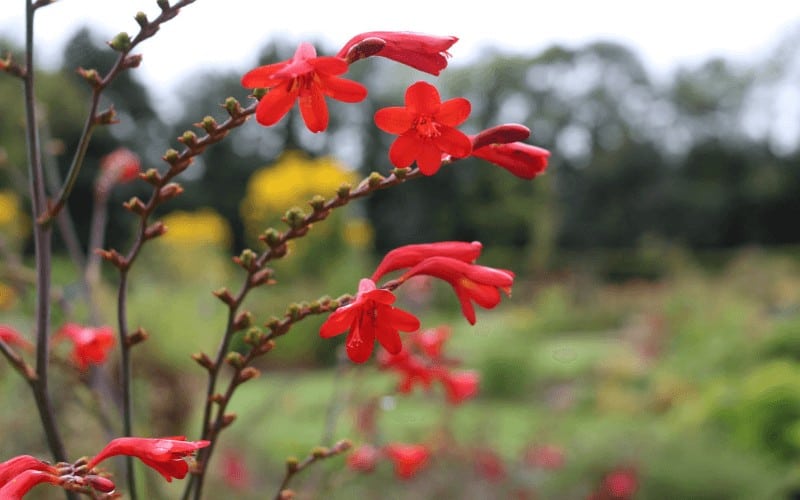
[0,325,32,350]
[337,31,458,75]
[468,124,550,179]
[347,444,381,473]
[100,147,141,184]
[0,455,56,489]
[374,81,472,175]
[603,468,638,498]
[410,326,450,360]
[383,443,429,479]
[56,323,115,371]
[400,257,514,324]
[0,469,61,499]
[241,42,367,133]
[441,369,480,404]
[371,241,482,282]
[87,436,210,482]
[320,279,420,363]
[378,347,439,394]
[221,449,250,491]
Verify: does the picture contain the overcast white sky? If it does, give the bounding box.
[4,1,799,78]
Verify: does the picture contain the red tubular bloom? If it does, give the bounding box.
[383,443,429,479]
[472,142,550,180]
[410,326,450,360]
[378,347,438,394]
[87,436,210,482]
[371,241,482,282]
[466,123,550,180]
[0,469,62,499]
[0,455,56,488]
[320,279,420,363]
[241,42,367,133]
[400,257,514,325]
[56,323,115,371]
[337,31,458,75]
[374,81,472,175]
[440,369,480,404]
[0,325,32,350]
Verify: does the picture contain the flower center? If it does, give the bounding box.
[414,115,441,138]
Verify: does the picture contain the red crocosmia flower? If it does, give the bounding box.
[337,31,458,75]
[320,279,420,363]
[470,124,532,150]
[100,147,141,184]
[0,455,56,489]
[370,241,482,282]
[374,81,472,175]
[400,257,514,325]
[0,469,62,499]
[241,42,367,133]
[221,450,250,491]
[56,323,115,371]
[87,436,210,482]
[441,369,480,405]
[411,326,451,360]
[0,325,32,350]
[378,347,438,394]
[383,443,429,480]
[347,444,381,473]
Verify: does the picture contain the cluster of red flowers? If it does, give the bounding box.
[241,32,549,179]
[347,442,430,480]
[54,323,115,371]
[379,326,480,405]
[0,437,208,498]
[320,241,514,363]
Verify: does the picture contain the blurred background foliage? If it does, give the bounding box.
[2,21,800,499]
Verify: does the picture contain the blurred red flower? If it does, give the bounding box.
[0,469,61,499]
[242,42,367,132]
[337,31,458,75]
[384,443,429,479]
[55,323,115,371]
[100,147,140,184]
[347,444,381,473]
[441,369,480,405]
[320,279,420,363]
[375,81,471,175]
[0,325,32,350]
[87,436,210,482]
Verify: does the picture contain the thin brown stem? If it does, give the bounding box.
[273,441,352,500]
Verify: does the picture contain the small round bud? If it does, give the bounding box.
[367,171,385,187]
[108,32,132,52]
[311,446,329,459]
[243,328,265,345]
[126,327,149,347]
[236,248,258,270]
[237,367,260,383]
[309,195,326,211]
[283,207,306,230]
[142,168,162,185]
[260,228,282,247]
[252,87,267,99]
[158,182,184,201]
[163,148,180,164]
[134,11,148,27]
[143,221,167,240]
[336,184,352,199]
[123,197,147,215]
[233,311,253,331]
[224,97,242,116]
[199,116,217,133]
[179,130,198,146]
[213,287,236,306]
[285,457,299,473]
[225,352,245,369]
[221,413,237,428]
[392,167,410,179]
[157,0,170,10]
[191,352,215,370]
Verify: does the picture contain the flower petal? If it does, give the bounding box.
[345,324,375,363]
[388,134,422,168]
[375,107,414,134]
[375,324,403,355]
[436,97,471,127]
[298,87,329,133]
[416,141,443,175]
[321,75,368,103]
[434,126,473,159]
[241,61,290,88]
[405,81,441,115]
[255,85,298,127]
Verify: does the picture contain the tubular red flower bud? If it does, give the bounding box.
[87,437,210,482]
[0,469,62,499]
[400,257,514,325]
[347,444,380,473]
[320,279,420,363]
[0,325,32,350]
[374,81,472,175]
[472,142,550,180]
[371,241,482,282]
[241,42,367,133]
[86,475,116,493]
[470,124,531,150]
[0,455,56,488]
[337,32,458,75]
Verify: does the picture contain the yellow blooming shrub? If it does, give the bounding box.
[154,207,233,280]
[239,151,372,276]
